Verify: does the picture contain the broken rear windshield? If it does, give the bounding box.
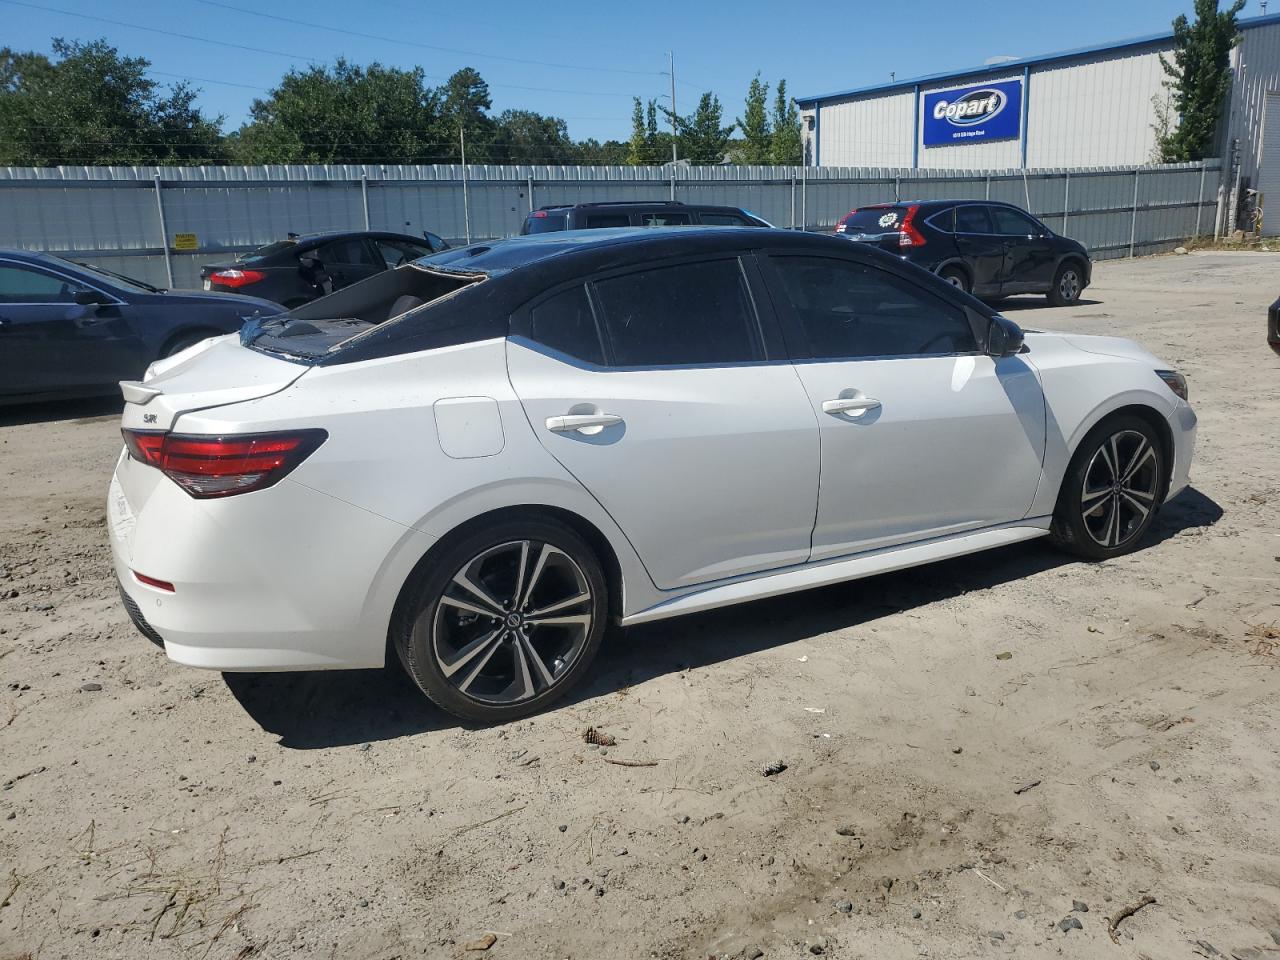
[243,263,485,360]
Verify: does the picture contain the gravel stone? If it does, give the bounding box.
[1058,916,1083,933]
[80,683,101,692]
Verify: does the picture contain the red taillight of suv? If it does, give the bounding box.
[122,429,327,498]
[898,204,927,248]
[208,268,266,289]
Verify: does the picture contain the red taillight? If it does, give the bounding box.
[133,571,175,592]
[836,208,857,233]
[121,429,327,498]
[122,430,164,467]
[209,268,266,288]
[532,210,548,218]
[898,204,927,248]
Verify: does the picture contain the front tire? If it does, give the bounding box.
[393,517,608,723]
[1049,415,1164,560]
[1048,261,1084,306]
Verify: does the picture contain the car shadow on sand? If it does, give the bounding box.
[988,297,1104,312]
[224,486,1222,749]
[0,395,123,427]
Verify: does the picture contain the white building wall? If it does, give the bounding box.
[1224,19,1280,187]
[1025,47,1172,167]
[805,89,915,168]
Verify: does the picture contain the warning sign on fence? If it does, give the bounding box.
[172,233,198,251]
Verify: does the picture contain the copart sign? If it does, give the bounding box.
[922,79,1022,147]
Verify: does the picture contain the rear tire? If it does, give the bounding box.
[939,266,970,294]
[1049,414,1164,560]
[393,516,608,723]
[1048,261,1084,306]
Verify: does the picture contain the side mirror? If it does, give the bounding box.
[73,289,111,306]
[987,315,1025,358]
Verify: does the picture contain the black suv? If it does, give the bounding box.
[520,201,770,235]
[200,230,450,308]
[835,200,1090,306]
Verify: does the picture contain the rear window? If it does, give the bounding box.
[246,265,486,360]
[699,212,750,226]
[237,239,297,263]
[522,211,568,234]
[837,207,907,233]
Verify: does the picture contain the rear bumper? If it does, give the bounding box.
[108,461,435,672]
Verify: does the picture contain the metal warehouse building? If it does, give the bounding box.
[797,13,1280,211]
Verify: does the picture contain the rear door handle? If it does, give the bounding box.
[822,397,881,416]
[545,413,624,434]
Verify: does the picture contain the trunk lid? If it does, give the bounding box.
[119,334,310,432]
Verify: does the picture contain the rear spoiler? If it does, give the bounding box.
[119,381,161,405]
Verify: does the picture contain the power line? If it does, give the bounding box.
[149,70,269,92]
[1,0,645,99]
[0,0,324,64]
[192,0,663,77]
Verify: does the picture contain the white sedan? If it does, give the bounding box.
[108,228,1196,722]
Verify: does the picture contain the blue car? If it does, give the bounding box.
[0,249,283,405]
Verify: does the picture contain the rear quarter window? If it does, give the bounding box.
[528,285,605,364]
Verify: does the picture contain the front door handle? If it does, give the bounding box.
[822,397,881,416]
[545,413,624,434]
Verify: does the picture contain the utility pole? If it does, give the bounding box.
[460,122,471,244]
[668,51,678,164]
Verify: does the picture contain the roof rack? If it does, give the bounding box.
[533,200,686,212]
[580,200,685,207]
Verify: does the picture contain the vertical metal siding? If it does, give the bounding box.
[813,90,915,168]
[1026,46,1171,167]
[1224,20,1280,188]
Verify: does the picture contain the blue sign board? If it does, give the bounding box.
[922,79,1022,147]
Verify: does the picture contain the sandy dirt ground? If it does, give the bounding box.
[1,251,1278,960]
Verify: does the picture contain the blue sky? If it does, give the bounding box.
[2,0,1263,143]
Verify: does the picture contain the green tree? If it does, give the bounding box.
[1157,0,1245,162]
[0,38,225,165]
[626,96,648,164]
[491,109,575,164]
[626,97,671,164]
[734,72,771,164]
[575,137,630,164]
[232,59,442,164]
[661,91,734,164]
[439,66,495,162]
[770,79,802,165]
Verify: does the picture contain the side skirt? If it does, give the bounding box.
[621,520,1052,626]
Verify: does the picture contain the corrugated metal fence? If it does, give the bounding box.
[0,160,1221,290]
